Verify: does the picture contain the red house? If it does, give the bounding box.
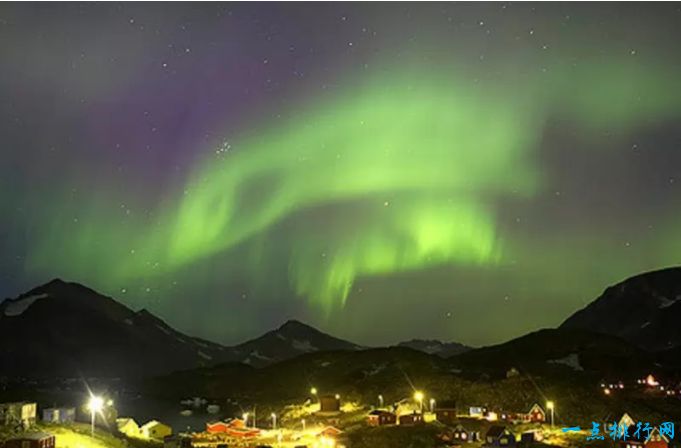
[206,418,246,433]
[398,412,424,426]
[526,403,545,423]
[367,410,397,426]
[620,426,669,448]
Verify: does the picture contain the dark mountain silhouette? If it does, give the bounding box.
[561,267,681,351]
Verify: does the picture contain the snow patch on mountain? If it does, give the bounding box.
[4,293,48,316]
[547,353,583,371]
[292,339,317,352]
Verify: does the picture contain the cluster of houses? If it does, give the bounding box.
[0,402,75,448]
[116,417,173,441]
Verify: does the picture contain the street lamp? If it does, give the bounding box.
[378,394,384,408]
[414,391,424,413]
[310,387,318,396]
[271,413,277,430]
[430,398,436,413]
[87,395,104,436]
[301,418,306,431]
[242,412,249,427]
[546,401,555,428]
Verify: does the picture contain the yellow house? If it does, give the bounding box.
[140,420,172,440]
[116,418,140,437]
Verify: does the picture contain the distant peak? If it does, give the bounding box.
[278,319,312,331]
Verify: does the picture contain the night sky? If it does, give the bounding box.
[2,2,681,347]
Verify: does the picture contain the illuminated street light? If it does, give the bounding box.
[546,401,555,428]
[335,394,340,400]
[430,398,436,412]
[271,413,277,430]
[378,394,384,408]
[310,387,318,396]
[414,391,424,413]
[87,395,104,436]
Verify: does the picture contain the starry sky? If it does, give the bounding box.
[2,2,681,347]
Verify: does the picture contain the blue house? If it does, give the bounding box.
[484,426,516,448]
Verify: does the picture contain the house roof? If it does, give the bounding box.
[141,420,169,429]
[487,426,511,438]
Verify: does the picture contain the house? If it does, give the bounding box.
[521,430,543,444]
[4,432,55,448]
[398,412,424,426]
[484,426,516,447]
[116,418,140,437]
[141,420,173,440]
[434,400,457,425]
[620,426,669,448]
[0,402,37,429]
[367,410,397,426]
[42,407,75,424]
[526,403,545,423]
[319,395,341,413]
[450,424,480,442]
[206,418,247,433]
[469,406,488,418]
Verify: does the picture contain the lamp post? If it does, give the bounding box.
[271,413,277,430]
[546,401,555,429]
[430,398,436,413]
[87,395,104,436]
[301,418,306,431]
[414,391,424,413]
[243,412,249,427]
[378,394,384,408]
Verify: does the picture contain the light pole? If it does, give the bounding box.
[378,394,384,408]
[546,401,554,429]
[271,413,277,430]
[414,391,424,414]
[243,412,249,427]
[430,398,436,413]
[301,419,306,431]
[87,395,104,436]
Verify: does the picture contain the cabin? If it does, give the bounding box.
[367,410,397,426]
[319,395,341,413]
[318,426,343,439]
[484,426,516,448]
[620,426,669,448]
[4,432,55,448]
[521,430,544,444]
[526,403,545,423]
[42,407,75,424]
[141,420,173,440]
[0,402,37,429]
[398,412,424,426]
[434,400,457,425]
[116,418,140,437]
[450,424,480,442]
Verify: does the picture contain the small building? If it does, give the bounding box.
[367,410,397,426]
[318,426,343,438]
[319,395,341,413]
[451,424,480,442]
[42,407,75,424]
[398,412,424,426]
[521,430,544,444]
[469,406,488,418]
[141,420,173,440]
[4,432,55,448]
[484,426,516,448]
[116,417,140,437]
[0,402,37,429]
[526,403,545,423]
[206,418,246,433]
[434,400,457,425]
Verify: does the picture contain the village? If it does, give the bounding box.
[0,373,677,448]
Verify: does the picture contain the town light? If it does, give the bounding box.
[87,395,104,436]
[546,401,555,428]
[414,391,424,413]
[242,412,249,426]
[335,394,340,400]
[430,398,436,412]
[378,394,384,407]
[604,388,611,395]
[310,387,318,396]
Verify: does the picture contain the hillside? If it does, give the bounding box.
[561,267,681,350]
[397,339,470,357]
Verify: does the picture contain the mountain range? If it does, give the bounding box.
[4,266,681,379]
